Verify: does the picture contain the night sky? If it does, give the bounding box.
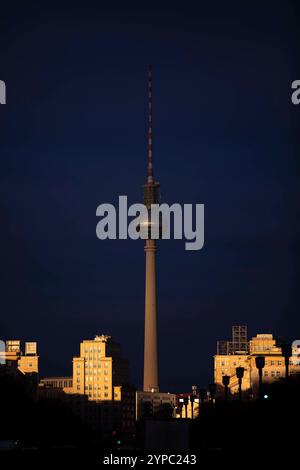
[0,1,299,392]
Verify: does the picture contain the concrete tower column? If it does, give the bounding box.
[143,238,159,392]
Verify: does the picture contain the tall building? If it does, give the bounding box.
[72,334,129,401]
[143,65,160,393]
[214,327,300,396]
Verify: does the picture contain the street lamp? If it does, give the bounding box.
[198,388,207,418]
[208,383,216,403]
[255,356,265,399]
[183,396,189,419]
[178,399,183,418]
[235,367,244,402]
[281,344,292,380]
[222,375,230,401]
[189,395,195,419]
[199,388,207,405]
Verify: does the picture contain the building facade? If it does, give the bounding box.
[136,390,176,420]
[214,328,300,396]
[72,335,129,401]
[0,340,38,374]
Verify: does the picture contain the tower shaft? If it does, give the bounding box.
[143,239,159,391]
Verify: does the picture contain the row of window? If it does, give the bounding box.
[264,370,281,377]
[84,377,109,382]
[220,360,283,367]
[88,392,109,398]
[82,361,109,367]
[84,347,103,353]
[83,371,109,377]
[84,364,109,369]
[85,385,109,390]
[84,355,108,360]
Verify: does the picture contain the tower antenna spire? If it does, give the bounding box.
[147,64,153,183]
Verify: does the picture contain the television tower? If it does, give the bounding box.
[143,65,160,392]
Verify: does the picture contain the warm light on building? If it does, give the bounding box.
[214,327,300,397]
[72,334,129,401]
[0,340,39,374]
[176,395,200,419]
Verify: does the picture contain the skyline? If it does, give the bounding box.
[0,1,300,392]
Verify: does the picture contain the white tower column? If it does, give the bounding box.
[143,238,159,391]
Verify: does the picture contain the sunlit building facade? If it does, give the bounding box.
[214,328,300,396]
[0,339,38,374]
[72,334,129,401]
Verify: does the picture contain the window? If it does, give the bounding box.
[271,371,275,377]
[276,371,281,377]
[278,361,282,366]
[271,361,274,366]
[264,371,268,377]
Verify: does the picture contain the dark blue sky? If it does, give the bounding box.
[0,1,299,392]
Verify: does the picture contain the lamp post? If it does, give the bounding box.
[236,367,244,402]
[281,344,292,380]
[190,395,195,419]
[183,396,189,419]
[222,375,230,401]
[199,388,207,406]
[178,399,183,418]
[255,356,265,399]
[255,356,265,449]
[208,383,216,403]
[198,388,207,419]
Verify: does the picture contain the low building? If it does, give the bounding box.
[214,327,300,397]
[136,390,176,420]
